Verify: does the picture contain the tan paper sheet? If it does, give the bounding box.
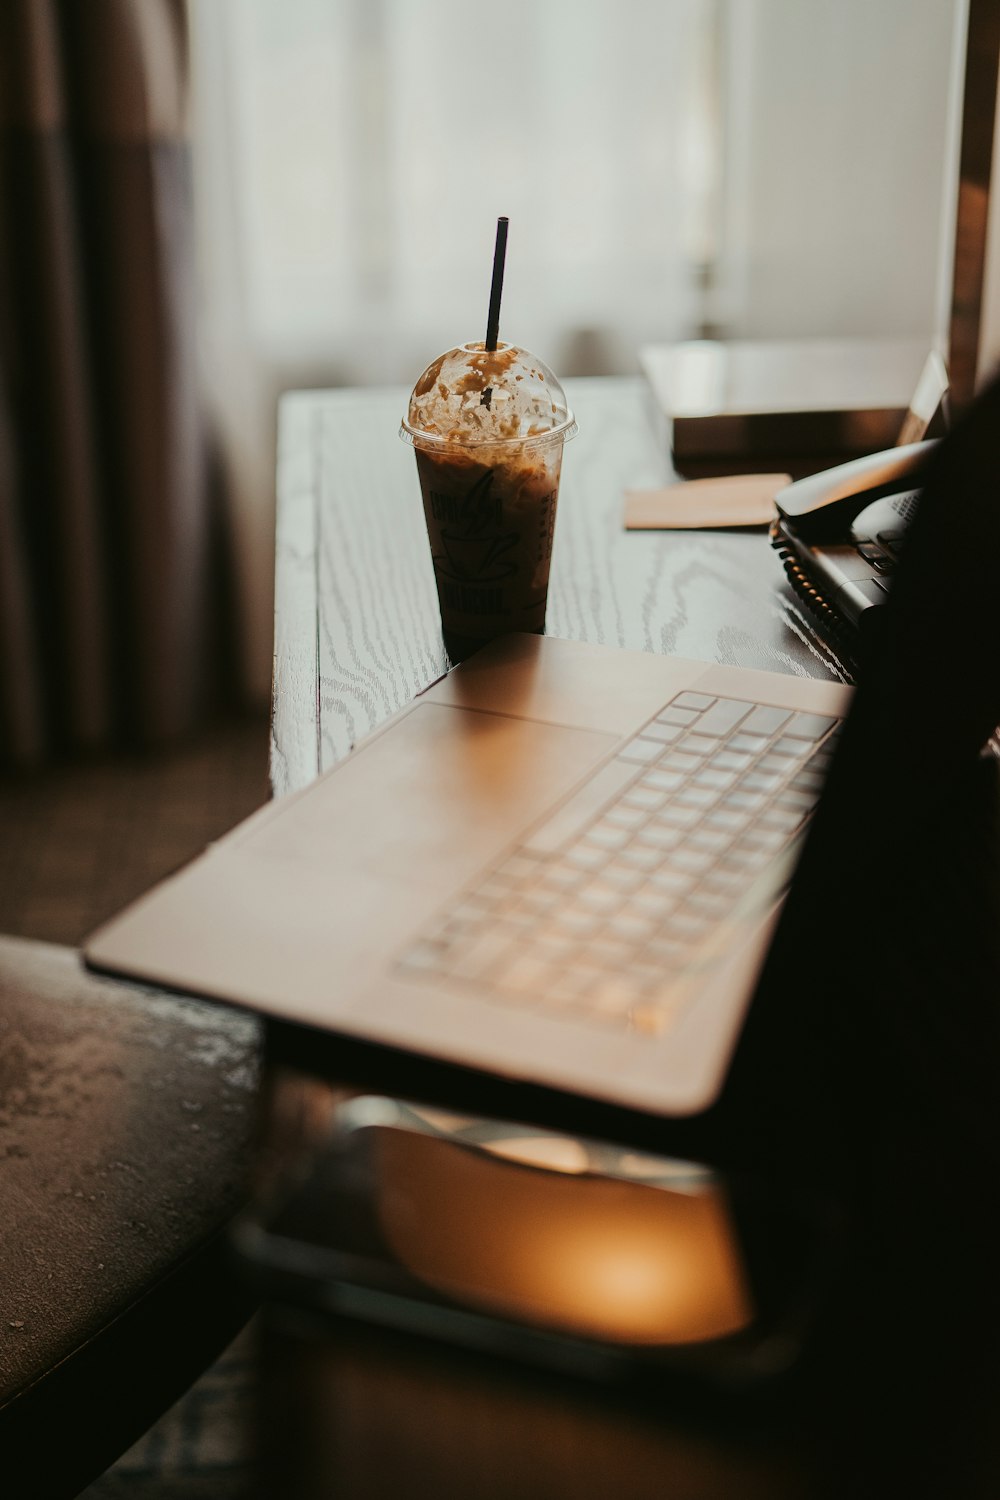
[624,473,791,530]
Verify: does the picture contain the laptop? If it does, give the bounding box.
[84,374,1000,1117]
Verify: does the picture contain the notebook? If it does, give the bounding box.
[84,374,1000,1117]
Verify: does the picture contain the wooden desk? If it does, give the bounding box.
[271,377,848,799]
[261,379,1000,1500]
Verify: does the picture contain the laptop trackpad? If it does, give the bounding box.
[85,704,618,1018]
[242,703,618,883]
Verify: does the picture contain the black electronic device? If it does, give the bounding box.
[770,351,950,656]
[770,442,934,650]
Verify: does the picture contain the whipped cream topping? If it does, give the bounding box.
[403,342,575,446]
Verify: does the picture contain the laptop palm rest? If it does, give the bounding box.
[86,702,618,1021]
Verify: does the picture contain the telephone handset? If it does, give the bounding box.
[774,442,931,531]
[770,441,937,651]
[770,348,948,655]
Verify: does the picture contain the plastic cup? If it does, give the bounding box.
[400,342,577,658]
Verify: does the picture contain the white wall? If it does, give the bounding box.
[717,0,963,343]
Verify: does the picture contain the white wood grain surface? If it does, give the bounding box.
[272,378,848,796]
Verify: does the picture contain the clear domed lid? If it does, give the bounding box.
[401,342,577,449]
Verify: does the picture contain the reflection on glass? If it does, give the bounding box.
[374,1126,754,1346]
[480,1134,591,1174]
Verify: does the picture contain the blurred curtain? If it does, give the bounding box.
[0,0,225,767]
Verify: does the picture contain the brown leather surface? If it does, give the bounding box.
[0,936,260,1407]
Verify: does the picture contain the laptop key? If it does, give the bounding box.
[631,885,678,919]
[737,825,787,853]
[622,786,667,811]
[657,706,700,727]
[688,826,731,853]
[775,786,814,810]
[542,864,590,882]
[670,910,711,940]
[806,748,834,771]
[791,769,825,793]
[584,823,631,851]
[760,804,805,831]
[638,720,685,744]
[618,738,664,765]
[521,756,639,855]
[721,789,767,812]
[718,844,757,870]
[693,767,737,790]
[576,883,625,915]
[671,846,715,874]
[743,770,783,793]
[656,803,701,829]
[694,698,754,736]
[563,843,606,871]
[672,691,717,711]
[741,704,792,736]
[758,752,795,773]
[771,737,811,758]
[679,733,721,756]
[642,768,686,792]
[548,917,601,949]
[702,865,746,892]
[687,887,731,916]
[607,911,656,943]
[605,803,648,829]
[711,750,753,772]
[618,843,664,871]
[602,871,645,901]
[662,750,702,773]
[637,823,683,850]
[784,712,839,740]
[727,732,770,755]
[645,934,691,964]
[706,807,751,832]
[514,886,560,916]
[676,785,717,808]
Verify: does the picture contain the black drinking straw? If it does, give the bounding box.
[481,217,508,407]
[485,216,509,351]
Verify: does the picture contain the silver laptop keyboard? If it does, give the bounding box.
[397,691,841,1038]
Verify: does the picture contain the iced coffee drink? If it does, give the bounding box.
[401,342,576,656]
